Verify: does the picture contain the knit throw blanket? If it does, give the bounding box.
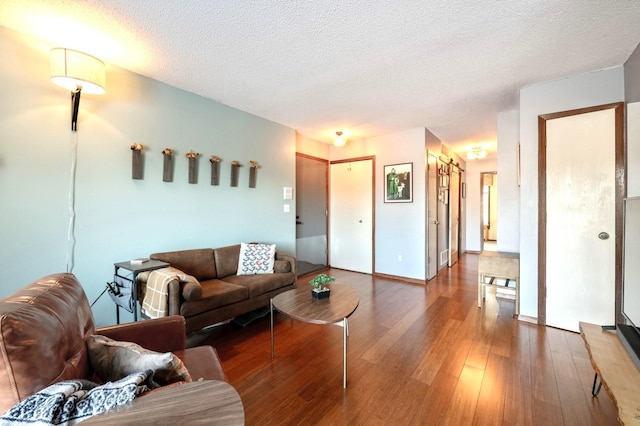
[0,370,154,425]
[142,267,198,319]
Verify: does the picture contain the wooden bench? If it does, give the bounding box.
[477,251,520,315]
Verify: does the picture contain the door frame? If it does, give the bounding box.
[448,162,463,266]
[426,151,439,280]
[329,156,376,273]
[537,102,624,325]
[295,152,329,266]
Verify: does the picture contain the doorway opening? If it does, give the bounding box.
[481,172,498,252]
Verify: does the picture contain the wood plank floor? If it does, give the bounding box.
[189,254,619,425]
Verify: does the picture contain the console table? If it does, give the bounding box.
[580,322,640,425]
[84,380,244,425]
[477,251,519,315]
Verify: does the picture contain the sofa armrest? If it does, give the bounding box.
[276,252,297,278]
[96,315,186,353]
[137,273,200,316]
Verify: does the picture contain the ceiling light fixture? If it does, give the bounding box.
[467,146,487,160]
[334,131,346,147]
[50,48,106,131]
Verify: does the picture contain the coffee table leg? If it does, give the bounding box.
[343,317,348,388]
[270,299,275,358]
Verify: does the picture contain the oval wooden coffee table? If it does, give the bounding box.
[270,284,359,388]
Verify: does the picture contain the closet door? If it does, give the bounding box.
[540,103,623,331]
[329,159,373,273]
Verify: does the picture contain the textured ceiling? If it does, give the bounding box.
[2,0,640,156]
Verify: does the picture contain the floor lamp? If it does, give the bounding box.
[50,48,106,272]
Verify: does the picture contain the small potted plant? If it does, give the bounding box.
[309,273,335,299]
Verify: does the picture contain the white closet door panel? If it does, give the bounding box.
[329,160,372,273]
[546,109,616,332]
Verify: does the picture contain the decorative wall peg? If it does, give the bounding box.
[249,160,259,188]
[210,155,221,186]
[230,160,241,187]
[130,143,144,180]
[162,148,174,182]
[185,151,200,184]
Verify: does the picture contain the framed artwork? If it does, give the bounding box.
[384,162,413,203]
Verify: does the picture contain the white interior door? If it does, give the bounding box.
[545,108,616,332]
[437,161,449,271]
[329,159,373,273]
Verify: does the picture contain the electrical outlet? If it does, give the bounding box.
[397,255,402,262]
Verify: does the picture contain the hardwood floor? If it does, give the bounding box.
[189,254,619,425]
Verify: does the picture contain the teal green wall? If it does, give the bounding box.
[0,27,296,326]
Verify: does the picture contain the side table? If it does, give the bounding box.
[112,260,169,323]
[270,284,359,388]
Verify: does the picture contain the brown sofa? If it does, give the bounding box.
[140,244,297,334]
[0,273,227,415]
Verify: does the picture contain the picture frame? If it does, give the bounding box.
[384,162,413,203]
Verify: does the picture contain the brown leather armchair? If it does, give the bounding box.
[0,273,226,414]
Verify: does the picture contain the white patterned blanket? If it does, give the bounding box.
[0,370,154,425]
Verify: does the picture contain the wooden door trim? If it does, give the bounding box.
[296,153,330,265]
[329,156,376,274]
[538,102,624,326]
[426,151,439,280]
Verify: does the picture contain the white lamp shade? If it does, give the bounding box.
[334,132,346,147]
[50,48,106,95]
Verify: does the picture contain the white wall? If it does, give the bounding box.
[519,66,625,318]
[296,132,330,159]
[0,27,296,326]
[628,102,640,197]
[497,109,520,252]
[325,128,427,280]
[625,45,640,196]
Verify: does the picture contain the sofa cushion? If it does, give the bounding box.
[237,243,276,275]
[86,335,191,385]
[180,279,248,317]
[224,272,296,298]
[213,245,241,278]
[150,249,216,281]
[274,260,291,273]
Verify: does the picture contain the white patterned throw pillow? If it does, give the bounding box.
[237,243,276,275]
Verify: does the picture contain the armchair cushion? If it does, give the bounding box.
[86,335,191,385]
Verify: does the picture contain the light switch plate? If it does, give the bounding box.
[283,187,293,200]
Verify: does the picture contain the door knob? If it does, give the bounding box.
[598,232,610,240]
[432,220,439,225]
